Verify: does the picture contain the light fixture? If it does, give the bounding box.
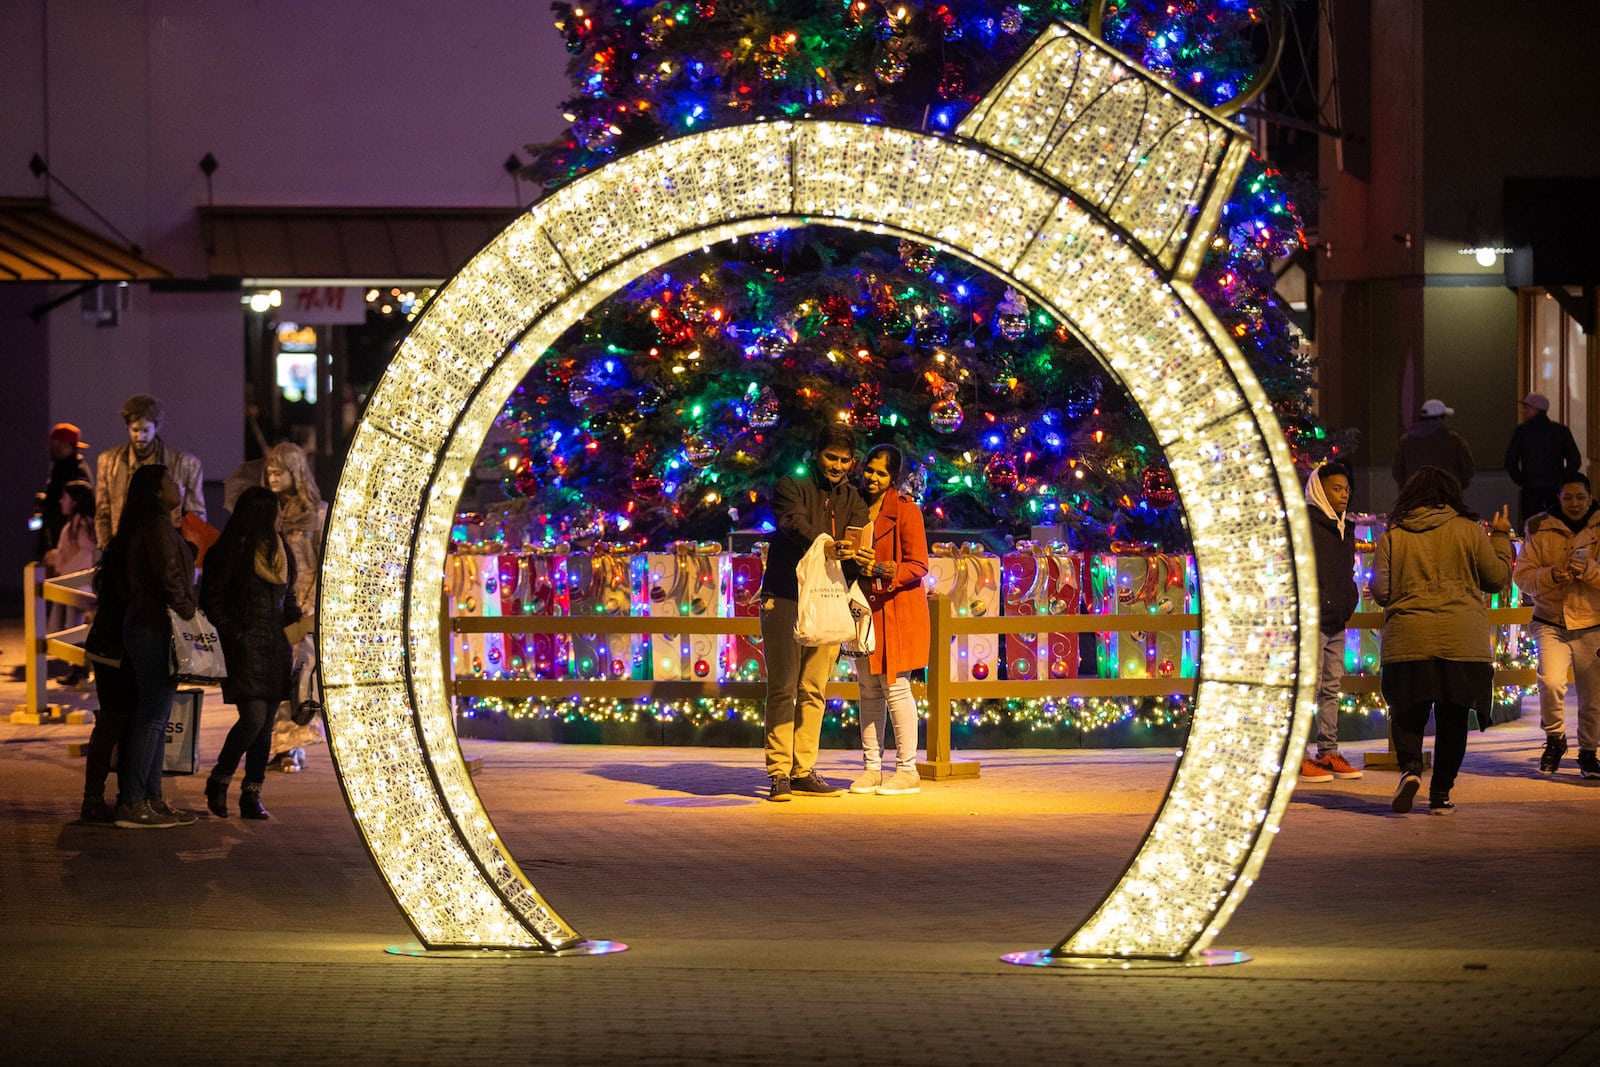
[1458,245,1513,267]
[322,21,1314,962]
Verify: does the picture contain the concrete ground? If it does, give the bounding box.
[2,626,1598,1066]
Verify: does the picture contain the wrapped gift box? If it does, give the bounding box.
[1002,542,1084,680]
[926,542,1001,681]
[1089,551,1197,679]
[445,548,505,680]
[634,543,724,681]
[498,547,571,680]
[565,545,645,680]
[723,548,767,682]
[1349,514,1384,677]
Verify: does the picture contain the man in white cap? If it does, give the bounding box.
[1505,392,1582,527]
[1392,398,1474,492]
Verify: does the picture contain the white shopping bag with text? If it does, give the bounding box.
[793,536,856,646]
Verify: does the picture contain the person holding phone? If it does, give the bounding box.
[758,424,869,801]
[847,444,930,796]
[1514,472,1600,779]
[1373,466,1513,815]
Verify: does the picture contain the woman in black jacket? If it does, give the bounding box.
[112,464,201,829]
[201,487,300,820]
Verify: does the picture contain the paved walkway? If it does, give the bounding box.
[2,627,1598,1065]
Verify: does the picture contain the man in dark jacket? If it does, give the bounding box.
[1392,398,1474,492]
[35,423,92,558]
[759,424,869,801]
[1301,461,1364,782]
[1505,392,1582,527]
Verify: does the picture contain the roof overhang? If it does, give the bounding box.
[0,198,173,282]
[201,205,521,285]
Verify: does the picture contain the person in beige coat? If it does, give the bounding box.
[1513,472,1600,779]
[1373,466,1512,815]
[95,394,205,547]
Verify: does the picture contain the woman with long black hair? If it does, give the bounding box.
[1374,466,1512,815]
[111,464,201,829]
[201,486,300,820]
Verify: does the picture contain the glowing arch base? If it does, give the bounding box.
[321,22,1317,960]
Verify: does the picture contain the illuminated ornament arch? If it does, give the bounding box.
[321,21,1317,962]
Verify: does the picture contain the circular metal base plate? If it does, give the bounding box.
[1001,948,1251,970]
[385,939,628,959]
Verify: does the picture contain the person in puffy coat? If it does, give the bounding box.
[847,444,930,797]
[1300,461,1364,783]
[201,487,300,820]
[1513,472,1600,779]
[1373,466,1512,816]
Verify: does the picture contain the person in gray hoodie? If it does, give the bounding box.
[1300,461,1364,782]
[1373,466,1512,815]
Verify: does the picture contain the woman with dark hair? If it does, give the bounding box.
[111,464,201,829]
[1374,465,1512,815]
[202,486,300,820]
[848,444,931,796]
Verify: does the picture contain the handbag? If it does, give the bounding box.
[793,536,857,646]
[168,606,228,685]
[289,634,323,726]
[841,581,877,656]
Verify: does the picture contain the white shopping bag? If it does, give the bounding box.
[168,606,227,685]
[841,581,876,656]
[163,688,203,775]
[793,536,856,646]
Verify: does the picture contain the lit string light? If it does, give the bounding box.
[323,22,1313,960]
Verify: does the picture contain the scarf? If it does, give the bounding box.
[254,535,288,585]
[1304,467,1346,539]
[1558,502,1598,535]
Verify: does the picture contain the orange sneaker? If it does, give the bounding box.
[1299,756,1333,782]
[1321,751,1364,779]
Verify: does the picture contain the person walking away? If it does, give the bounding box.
[847,445,930,797]
[1513,473,1600,779]
[1300,461,1364,782]
[1392,399,1474,493]
[1373,467,1512,815]
[262,442,328,770]
[35,422,92,559]
[202,487,301,819]
[1504,392,1582,528]
[110,465,202,829]
[760,424,868,801]
[95,393,205,548]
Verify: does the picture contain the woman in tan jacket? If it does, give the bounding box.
[1374,466,1512,815]
[1512,472,1600,779]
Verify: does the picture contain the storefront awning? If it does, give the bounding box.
[201,205,521,284]
[0,198,174,282]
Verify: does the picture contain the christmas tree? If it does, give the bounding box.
[486,0,1324,551]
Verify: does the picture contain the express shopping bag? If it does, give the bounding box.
[841,581,876,656]
[168,606,228,685]
[163,687,203,775]
[793,536,857,646]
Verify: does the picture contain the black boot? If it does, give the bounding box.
[204,774,230,819]
[239,782,271,821]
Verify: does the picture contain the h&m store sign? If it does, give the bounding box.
[279,286,368,324]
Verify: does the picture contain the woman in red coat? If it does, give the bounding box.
[849,444,930,796]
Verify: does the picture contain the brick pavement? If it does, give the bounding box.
[2,628,1598,1065]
